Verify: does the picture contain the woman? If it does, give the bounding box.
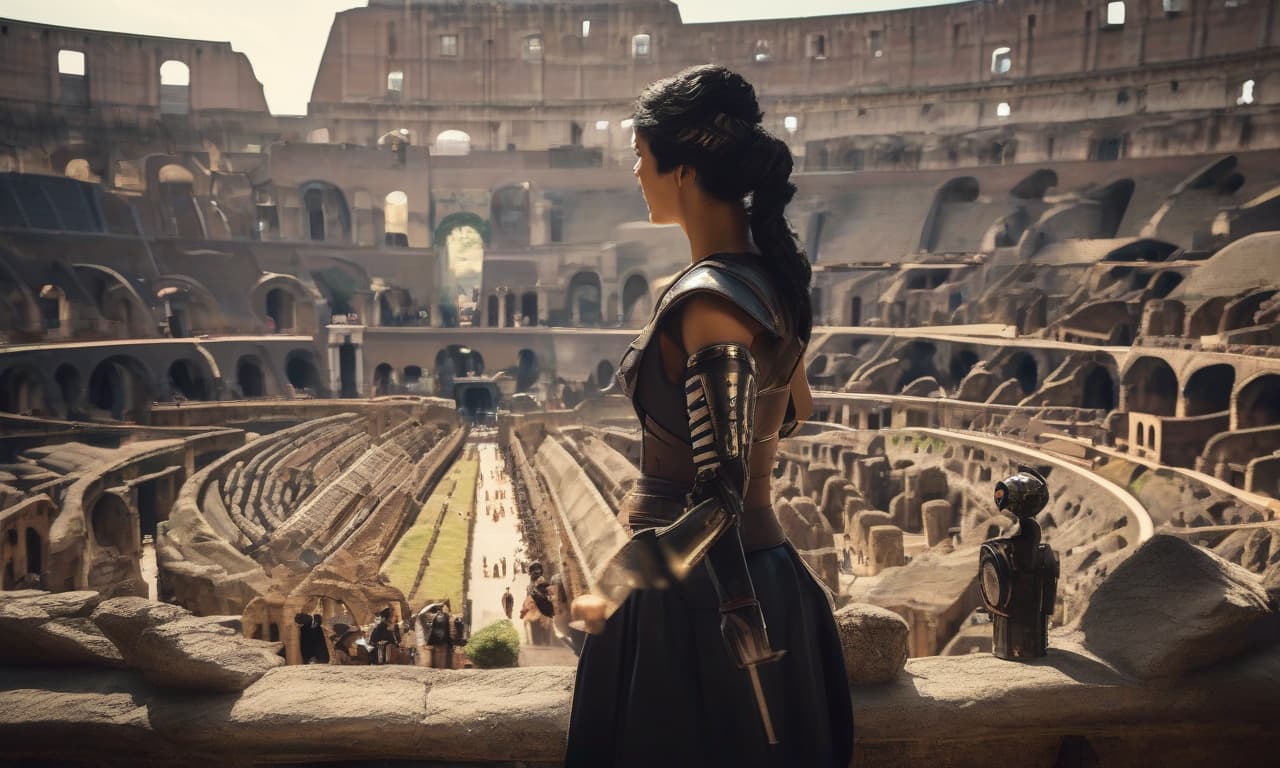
[566,65,853,767]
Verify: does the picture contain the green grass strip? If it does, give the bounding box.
[381,457,477,612]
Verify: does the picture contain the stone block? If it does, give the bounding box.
[868,525,905,575]
[833,603,909,684]
[1078,535,1276,679]
[131,615,285,692]
[91,597,192,662]
[922,499,954,547]
[851,510,892,557]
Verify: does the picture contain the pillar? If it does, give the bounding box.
[327,344,341,395]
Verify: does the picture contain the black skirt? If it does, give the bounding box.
[565,541,854,767]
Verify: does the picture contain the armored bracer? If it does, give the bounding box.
[653,343,783,671]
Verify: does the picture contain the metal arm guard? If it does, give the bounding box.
[654,343,785,670]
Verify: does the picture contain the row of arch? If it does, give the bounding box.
[0,348,326,420]
[1122,358,1279,429]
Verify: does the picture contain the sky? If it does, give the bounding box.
[1,0,965,115]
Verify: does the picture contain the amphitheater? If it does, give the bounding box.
[1,0,1279,765]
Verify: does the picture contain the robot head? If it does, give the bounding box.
[994,465,1049,519]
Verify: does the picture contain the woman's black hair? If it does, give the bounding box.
[631,64,812,340]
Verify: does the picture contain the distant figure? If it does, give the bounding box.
[301,613,329,664]
[369,607,399,664]
[501,557,508,578]
[421,604,454,669]
[502,587,515,619]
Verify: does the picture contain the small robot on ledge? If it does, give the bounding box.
[978,465,1060,660]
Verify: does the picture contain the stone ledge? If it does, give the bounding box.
[1,637,1276,767]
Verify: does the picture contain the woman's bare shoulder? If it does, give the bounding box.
[678,293,764,354]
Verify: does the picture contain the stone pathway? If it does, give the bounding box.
[466,436,526,642]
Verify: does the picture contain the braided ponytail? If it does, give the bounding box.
[749,134,813,341]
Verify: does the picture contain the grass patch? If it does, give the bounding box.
[381,456,477,611]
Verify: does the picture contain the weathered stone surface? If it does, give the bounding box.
[834,603,909,684]
[868,524,905,574]
[0,593,122,667]
[91,597,192,662]
[922,499,954,547]
[856,546,983,657]
[3,641,1280,767]
[0,590,103,618]
[131,616,284,692]
[1078,535,1275,679]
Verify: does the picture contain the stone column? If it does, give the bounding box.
[537,288,549,326]
[868,524,905,575]
[327,344,341,395]
[921,499,953,548]
[354,344,365,397]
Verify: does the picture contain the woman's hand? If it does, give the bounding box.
[570,594,609,635]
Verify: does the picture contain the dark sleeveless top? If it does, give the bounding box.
[613,253,804,552]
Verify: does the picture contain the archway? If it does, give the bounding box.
[1187,297,1230,338]
[1221,289,1277,333]
[462,386,495,421]
[435,345,484,395]
[1235,374,1280,429]
[373,363,394,396]
[285,350,322,395]
[1081,365,1116,411]
[266,288,296,332]
[88,356,151,420]
[516,349,540,392]
[338,343,357,398]
[596,360,615,391]
[236,356,266,398]
[298,181,351,243]
[0,366,48,416]
[403,365,424,392]
[567,271,602,326]
[621,274,651,325]
[895,341,940,391]
[948,350,980,384]
[383,191,409,246]
[167,359,210,401]
[91,493,133,551]
[1183,364,1234,416]
[25,527,42,577]
[434,215,488,328]
[1122,357,1176,415]
[1002,352,1038,397]
[487,295,499,327]
[434,130,472,156]
[521,292,538,326]
[849,296,862,326]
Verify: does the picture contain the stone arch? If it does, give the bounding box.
[621,273,651,325]
[167,358,212,401]
[155,275,219,338]
[596,360,615,390]
[253,274,315,334]
[490,184,531,247]
[1010,169,1058,200]
[520,291,538,326]
[159,60,191,114]
[284,349,323,395]
[373,363,394,396]
[0,254,41,338]
[90,493,133,551]
[298,181,351,243]
[894,341,940,392]
[0,364,50,416]
[1183,364,1234,417]
[920,176,980,252]
[1080,363,1116,411]
[1148,271,1184,299]
[25,527,44,578]
[1001,351,1039,396]
[948,349,980,384]
[1186,297,1230,338]
[435,345,484,395]
[516,349,540,393]
[1220,289,1277,333]
[87,355,152,420]
[235,355,267,398]
[1090,179,1136,238]
[433,211,490,247]
[156,162,205,238]
[72,264,153,338]
[434,130,472,156]
[403,365,425,392]
[1122,356,1177,415]
[566,271,603,326]
[383,190,409,246]
[1234,373,1280,430]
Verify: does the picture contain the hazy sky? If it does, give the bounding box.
[2,0,963,115]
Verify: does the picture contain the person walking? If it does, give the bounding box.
[502,587,515,619]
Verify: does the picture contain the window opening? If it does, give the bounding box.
[632,33,651,58]
[441,35,458,56]
[581,20,591,38]
[523,34,543,61]
[869,30,883,58]
[1106,2,1126,26]
[753,40,771,63]
[58,49,85,76]
[387,70,404,95]
[808,34,826,59]
[996,102,1012,118]
[991,46,1012,74]
[1238,79,1255,105]
[159,60,190,115]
